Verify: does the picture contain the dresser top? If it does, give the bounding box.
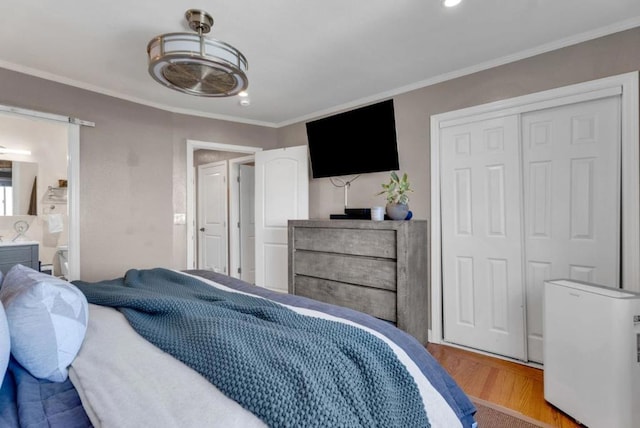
[289,219,426,231]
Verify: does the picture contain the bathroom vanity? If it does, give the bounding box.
[0,242,39,275]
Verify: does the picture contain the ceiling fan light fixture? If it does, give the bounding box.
[147,9,248,97]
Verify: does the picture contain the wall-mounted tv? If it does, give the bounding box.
[305,99,399,179]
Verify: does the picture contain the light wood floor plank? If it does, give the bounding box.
[426,343,582,427]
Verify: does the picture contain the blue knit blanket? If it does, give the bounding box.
[73,268,430,428]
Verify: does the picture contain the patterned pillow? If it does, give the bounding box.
[0,264,88,382]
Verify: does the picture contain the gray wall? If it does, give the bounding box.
[0,69,277,281]
[278,27,640,221]
[194,150,248,166]
[277,27,640,329]
[1,26,639,282]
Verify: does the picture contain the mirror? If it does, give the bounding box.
[0,160,38,216]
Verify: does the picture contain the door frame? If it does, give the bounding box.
[229,154,256,279]
[429,71,639,345]
[0,104,94,281]
[186,140,262,269]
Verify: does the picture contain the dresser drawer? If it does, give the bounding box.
[294,250,397,291]
[294,276,396,322]
[293,227,396,259]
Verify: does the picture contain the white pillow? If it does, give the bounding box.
[0,264,88,382]
[0,299,9,384]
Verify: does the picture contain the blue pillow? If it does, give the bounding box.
[0,300,9,384]
[0,265,88,382]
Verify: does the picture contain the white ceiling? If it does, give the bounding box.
[1,1,639,128]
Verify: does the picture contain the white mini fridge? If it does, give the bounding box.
[544,279,640,428]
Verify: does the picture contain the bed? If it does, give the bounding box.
[0,265,477,427]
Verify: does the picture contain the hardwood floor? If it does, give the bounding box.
[426,343,582,427]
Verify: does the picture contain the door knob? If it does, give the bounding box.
[199,227,205,232]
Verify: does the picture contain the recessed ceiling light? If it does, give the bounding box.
[238,91,249,98]
[443,0,462,7]
[239,98,251,107]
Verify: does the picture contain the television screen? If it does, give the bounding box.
[305,99,400,178]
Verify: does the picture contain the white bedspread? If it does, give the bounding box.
[69,304,266,428]
[69,272,463,427]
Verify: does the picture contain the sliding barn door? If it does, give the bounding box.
[521,96,620,363]
[440,115,527,360]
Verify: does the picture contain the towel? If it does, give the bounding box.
[48,214,64,234]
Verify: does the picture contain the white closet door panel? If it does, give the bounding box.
[487,258,509,332]
[455,256,475,325]
[454,169,472,235]
[441,115,526,360]
[487,165,507,236]
[522,96,620,363]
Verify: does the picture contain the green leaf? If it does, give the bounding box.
[375,170,412,204]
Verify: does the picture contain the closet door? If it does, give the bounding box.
[522,96,621,363]
[440,115,527,360]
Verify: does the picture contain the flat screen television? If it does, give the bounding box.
[305,99,399,179]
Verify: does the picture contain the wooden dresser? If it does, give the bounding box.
[288,219,428,344]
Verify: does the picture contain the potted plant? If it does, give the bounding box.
[377,171,413,220]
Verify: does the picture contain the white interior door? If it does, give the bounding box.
[255,145,309,292]
[440,97,622,363]
[197,161,228,273]
[521,96,620,363]
[440,115,527,360]
[240,164,256,283]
